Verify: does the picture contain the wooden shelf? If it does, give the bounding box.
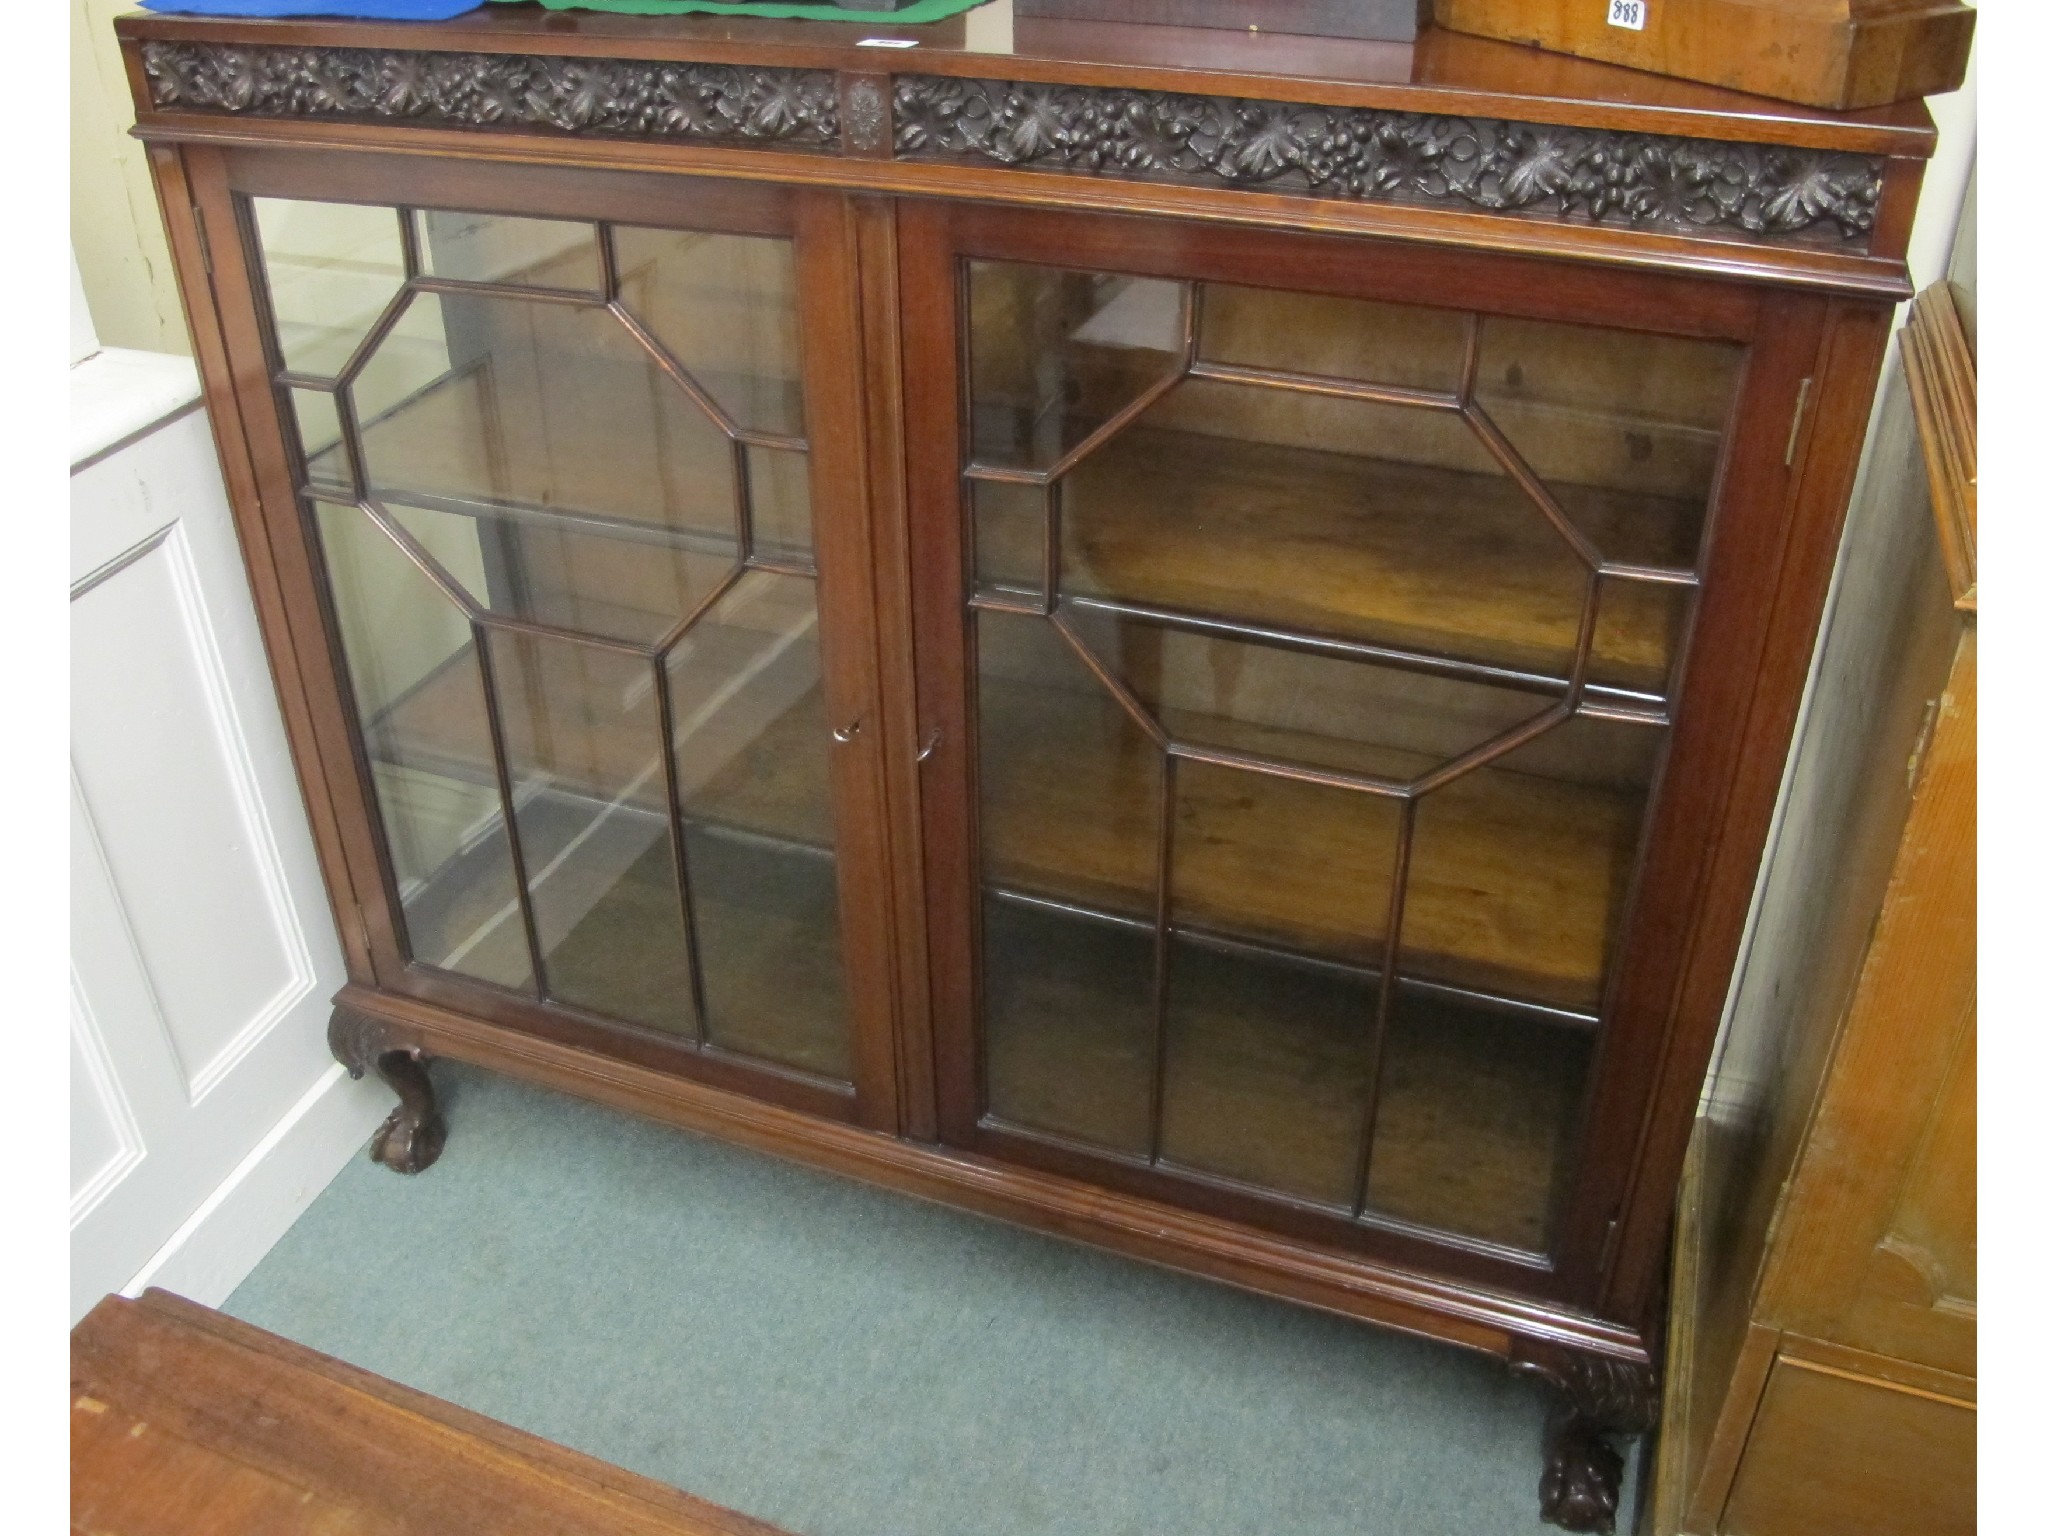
[977,670,1639,1015]
[995,422,1697,695]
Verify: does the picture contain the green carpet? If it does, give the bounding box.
[226,1065,1635,1535]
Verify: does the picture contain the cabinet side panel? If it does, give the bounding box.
[1670,338,1960,1525]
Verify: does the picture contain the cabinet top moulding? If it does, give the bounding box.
[116,12,1931,300]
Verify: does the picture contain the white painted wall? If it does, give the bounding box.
[69,306,386,1324]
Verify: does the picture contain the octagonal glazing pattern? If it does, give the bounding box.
[253,196,851,1087]
[964,257,1745,1254]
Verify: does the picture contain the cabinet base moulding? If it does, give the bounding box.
[324,984,1657,1422]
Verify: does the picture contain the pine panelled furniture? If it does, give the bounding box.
[1649,270,1974,1536]
[1433,0,1974,112]
[116,10,1938,1529]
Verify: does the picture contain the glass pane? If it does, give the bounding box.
[1060,605,1557,783]
[253,198,406,378]
[1590,576,1694,703]
[380,498,736,649]
[289,388,350,496]
[1169,759,1401,969]
[968,262,1185,471]
[983,894,1153,1154]
[1363,715,1659,1252]
[1197,282,1467,393]
[1364,994,1594,1252]
[745,443,815,565]
[1403,714,1659,1015]
[614,227,805,438]
[1157,760,1399,1204]
[1061,378,1597,682]
[668,571,850,1079]
[348,288,740,546]
[977,608,1162,1148]
[1158,939,1371,1206]
[971,479,1045,602]
[414,210,602,291]
[1473,316,1743,572]
[488,630,694,1036]
[313,502,532,993]
[976,608,1163,922]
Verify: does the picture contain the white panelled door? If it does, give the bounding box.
[70,351,382,1323]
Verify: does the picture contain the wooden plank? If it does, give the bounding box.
[72,1292,794,1536]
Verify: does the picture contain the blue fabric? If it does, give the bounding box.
[139,0,482,18]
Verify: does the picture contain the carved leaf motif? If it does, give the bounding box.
[1002,86,1073,163]
[1113,99,1189,173]
[373,54,432,117]
[216,48,260,112]
[533,61,605,130]
[1756,151,1880,233]
[1227,105,1304,180]
[750,73,808,137]
[1496,127,1580,207]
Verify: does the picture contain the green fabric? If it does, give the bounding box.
[493,0,989,22]
[225,1064,1638,1536]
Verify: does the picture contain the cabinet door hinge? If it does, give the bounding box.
[189,203,214,278]
[1598,1211,1622,1272]
[1783,376,1813,467]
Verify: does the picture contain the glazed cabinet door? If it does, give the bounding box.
[190,148,900,1130]
[901,200,1818,1300]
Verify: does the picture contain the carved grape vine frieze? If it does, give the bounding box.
[137,43,1884,249]
[892,75,1883,248]
[141,41,841,148]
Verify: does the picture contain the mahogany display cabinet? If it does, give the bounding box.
[115,9,1939,1529]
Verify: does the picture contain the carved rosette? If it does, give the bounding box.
[841,75,890,156]
[141,42,841,148]
[892,76,1882,249]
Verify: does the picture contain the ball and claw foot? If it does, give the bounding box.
[1515,1348,1658,1534]
[328,1005,447,1176]
[1540,1412,1627,1533]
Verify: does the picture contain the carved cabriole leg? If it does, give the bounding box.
[327,1004,446,1175]
[1510,1345,1659,1534]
